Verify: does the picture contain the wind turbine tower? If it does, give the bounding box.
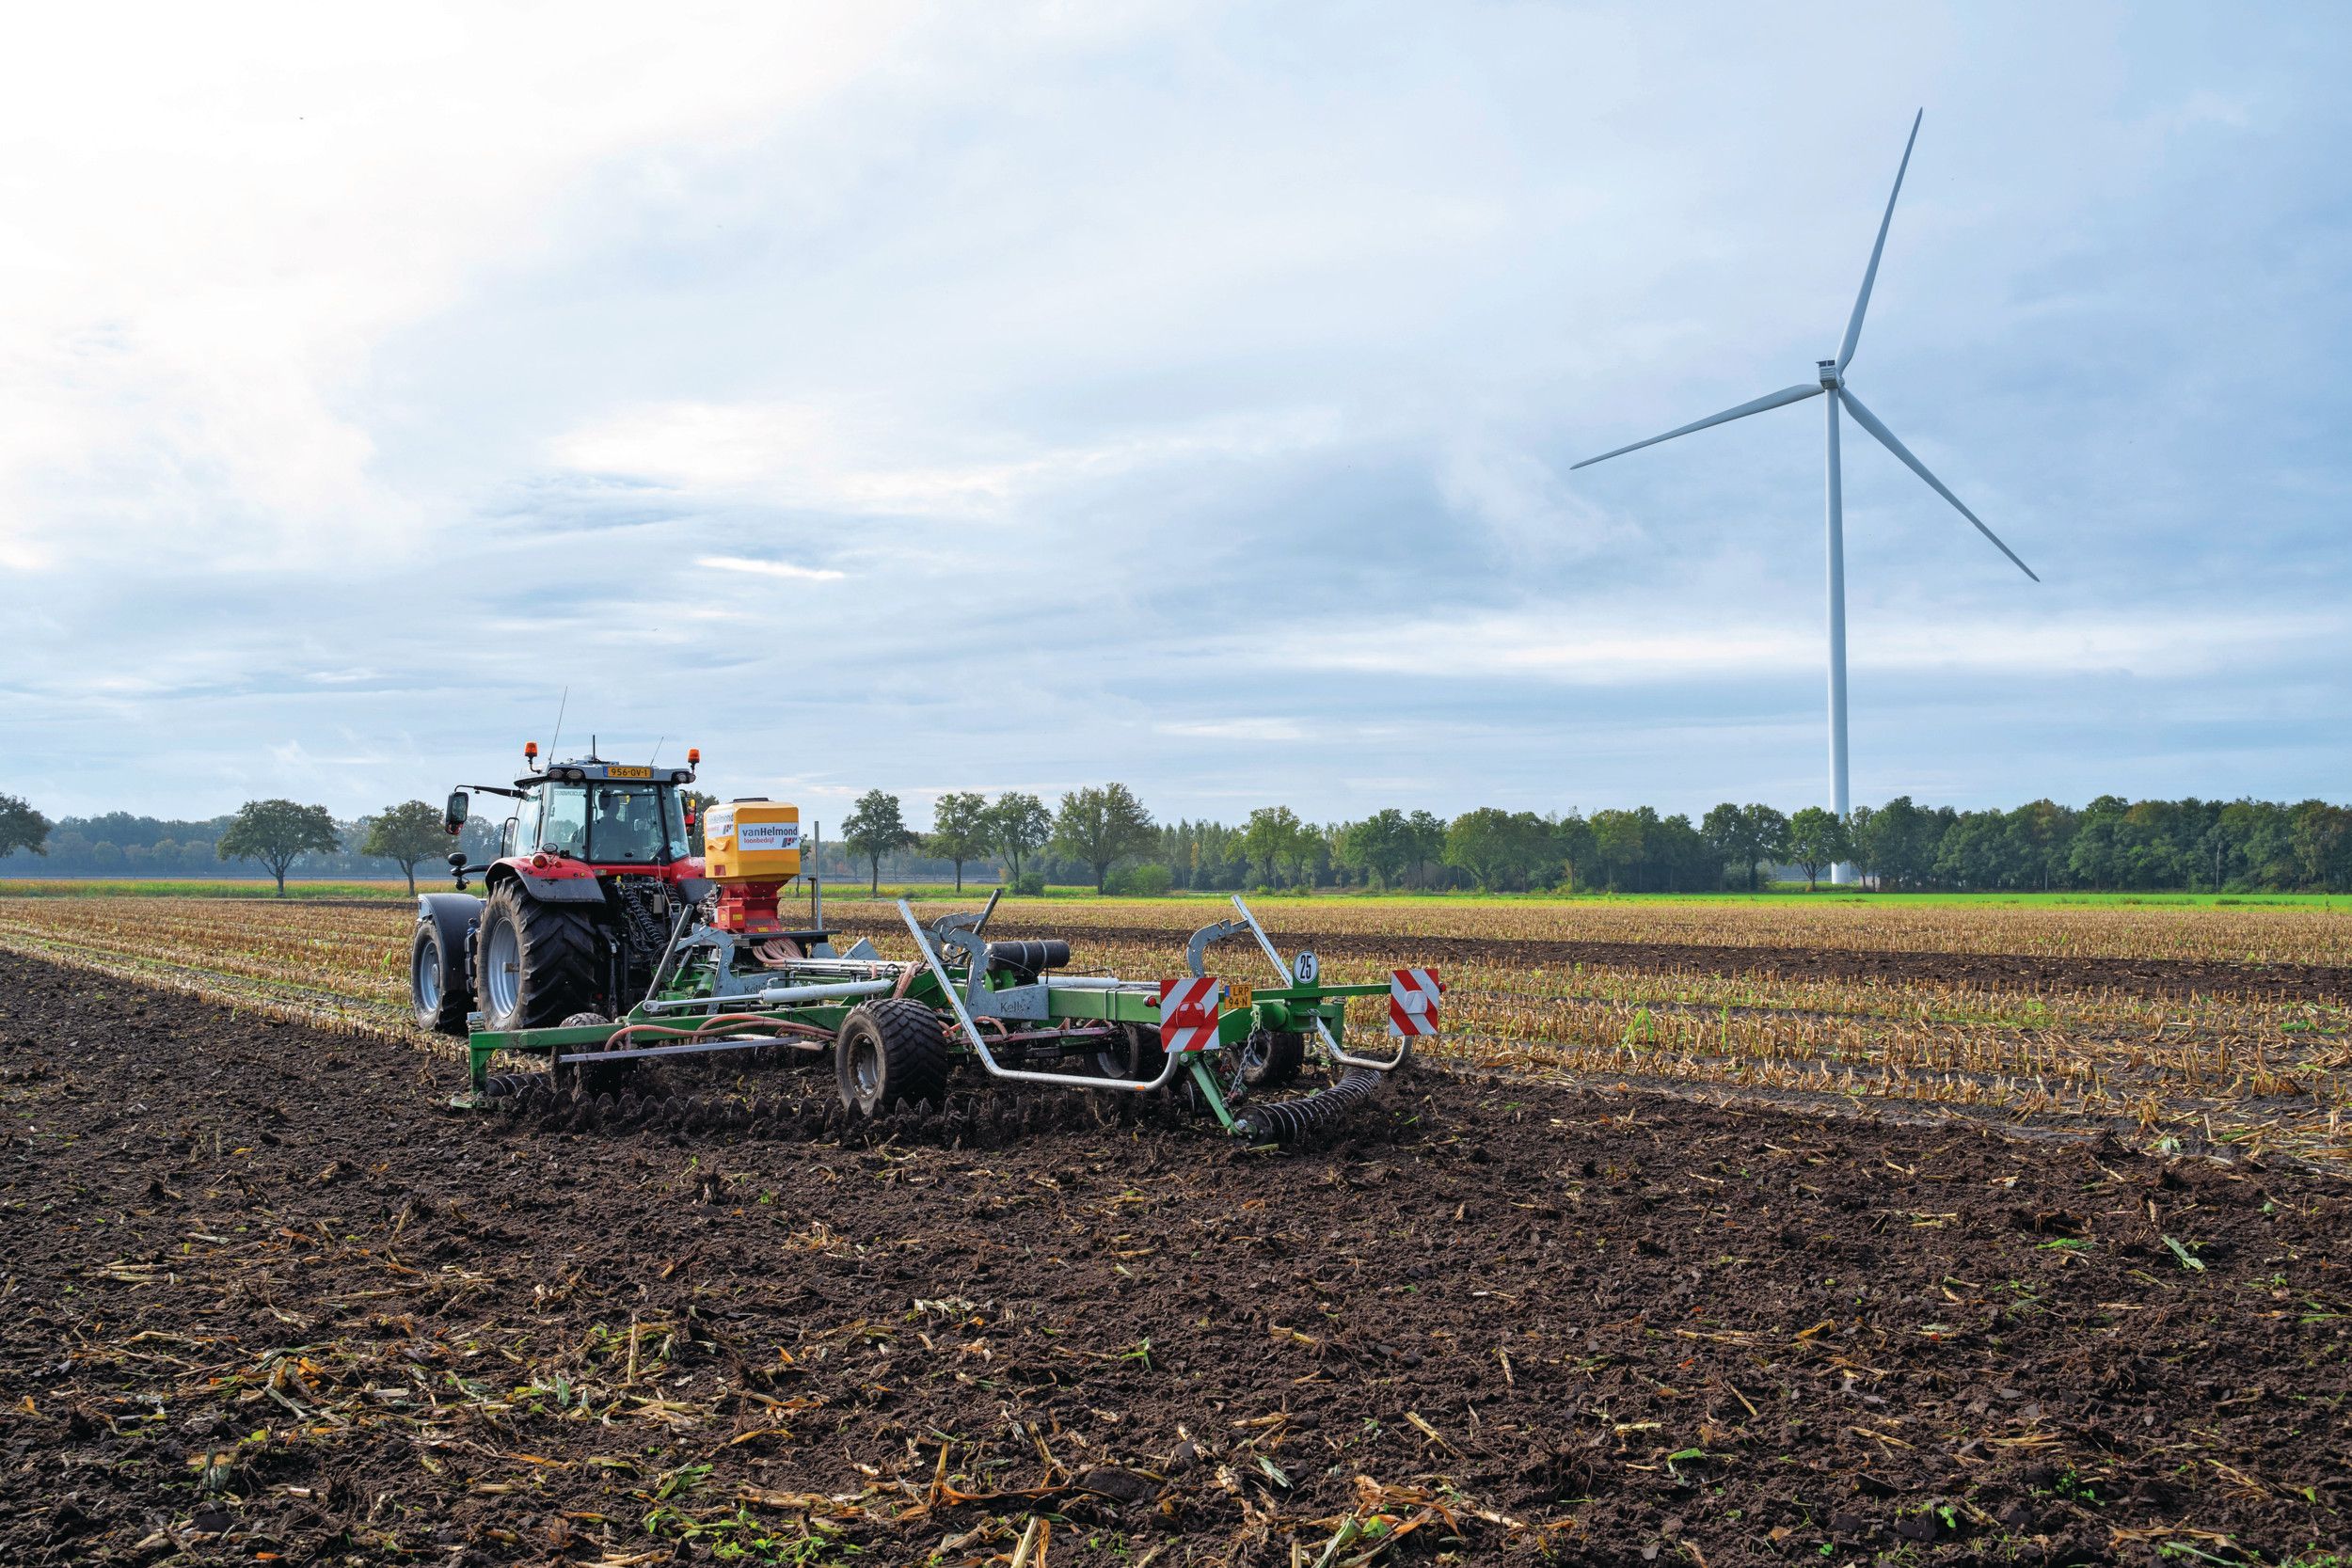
[1573,111,2038,883]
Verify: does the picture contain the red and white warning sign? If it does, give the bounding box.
[1388,967,1443,1037]
[1159,975,1226,1053]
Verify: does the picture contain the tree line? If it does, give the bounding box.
[0,797,459,895]
[839,787,2352,895]
[6,787,2349,895]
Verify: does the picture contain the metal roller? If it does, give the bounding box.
[1232,1067,1388,1143]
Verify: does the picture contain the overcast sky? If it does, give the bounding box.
[3,2,2346,829]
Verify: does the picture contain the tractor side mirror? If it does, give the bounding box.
[443,790,469,834]
[447,849,466,868]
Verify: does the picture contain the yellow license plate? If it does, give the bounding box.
[1227,983,1252,1008]
[606,766,652,778]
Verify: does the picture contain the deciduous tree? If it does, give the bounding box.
[1052,784,1156,892]
[0,793,52,859]
[360,800,447,895]
[217,799,342,895]
[926,791,991,893]
[1442,808,1550,892]
[841,789,916,895]
[987,793,1054,882]
[1340,808,1414,889]
[1239,805,1313,887]
[1784,807,1850,893]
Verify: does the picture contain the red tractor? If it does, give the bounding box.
[411,742,709,1036]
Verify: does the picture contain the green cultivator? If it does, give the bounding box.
[452,889,1437,1141]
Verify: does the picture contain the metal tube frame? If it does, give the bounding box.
[555,1034,825,1067]
[1228,895,1410,1071]
[895,899,1188,1094]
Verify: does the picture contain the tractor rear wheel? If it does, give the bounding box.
[834,1000,949,1117]
[473,880,600,1033]
[410,922,471,1036]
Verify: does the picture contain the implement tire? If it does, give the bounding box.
[1239,1030,1306,1089]
[835,999,950,1117]
[473,879,600,1033]
[1094,1022,1168,1085]
[410,922,471,1036]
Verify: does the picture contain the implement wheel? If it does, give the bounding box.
[1094,1022,1168,1084]
[1239,1029,1306,1089]
[835,1000,950,1117]
[410,922,471,1036]
[473,880,600,1033]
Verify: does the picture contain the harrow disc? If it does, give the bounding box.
[553,1011,628,1096]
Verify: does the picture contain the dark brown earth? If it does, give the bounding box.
[869,920,2352,1005]
[2,950,2347,1567]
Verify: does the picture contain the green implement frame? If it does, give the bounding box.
[454,894,1422,1138]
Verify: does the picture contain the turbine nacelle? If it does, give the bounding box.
[1815,359,1841,390]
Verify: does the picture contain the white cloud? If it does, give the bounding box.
[696,555,849,583]
[1156,718,1307,742]
[0,2,918,570]
[1437,434,1638,558]
[549,399,1344,516]
[1272,611,2339,685]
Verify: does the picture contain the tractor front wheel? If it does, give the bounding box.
[410,922,471,1036]
[473,880,600,1033]
[835,1000,950,1117]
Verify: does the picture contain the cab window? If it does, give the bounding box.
[539,784,589,856]
[591,785,668,863]
[510,791,544,858]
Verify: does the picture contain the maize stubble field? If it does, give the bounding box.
[0,893,2347,1565]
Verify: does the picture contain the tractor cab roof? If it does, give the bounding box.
[516,759,698,790]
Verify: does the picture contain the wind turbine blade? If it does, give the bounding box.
[1837,387,2038,581]
[1835,109,1923,373]
[1571,383,1823,469]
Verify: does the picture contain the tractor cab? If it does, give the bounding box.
[501,762,692,869]
[439,742,702,878]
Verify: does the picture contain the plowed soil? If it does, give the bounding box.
[874,921,2352,1005]
[3,950,2347,1567]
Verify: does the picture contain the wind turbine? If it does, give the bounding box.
[1572,111,2036,884]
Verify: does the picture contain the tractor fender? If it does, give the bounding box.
[484,861,610,904]
[416,892,482,965]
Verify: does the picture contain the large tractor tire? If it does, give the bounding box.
[834,999,950,1117]
[473,879,600,1033]
[409,922,472,1036]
